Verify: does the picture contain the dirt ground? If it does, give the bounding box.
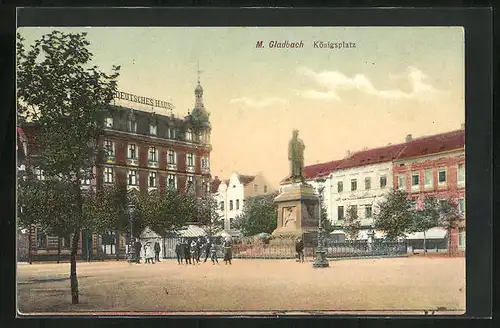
[17,257,465,315]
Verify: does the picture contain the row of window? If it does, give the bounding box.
[337,205,371,220]
[335,198,465,221]
[104,117,209,143]
[336,175,387,193]
[104,139,209,169]
[399,164,465,190]
[219,199,245,211]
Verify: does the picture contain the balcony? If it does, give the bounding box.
[166,162,177,171]
[149,160,159,169]
[104,154,115,164]
[186,165,196,173]
[127,157,139,166]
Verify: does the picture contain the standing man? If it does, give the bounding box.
[175,239,184,265]
[134,238,142,264]
[154,239,161,263]
[210,241,219,265]
[184,239,191,264]
[295,237,305,263]
[196,237,203,263]
[203,237,211,263]
[223,238,233,265]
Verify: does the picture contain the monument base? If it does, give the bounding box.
[272,182,320,238]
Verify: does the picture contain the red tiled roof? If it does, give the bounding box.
[304,159,344,179]
[335,143,407,170]
[396,129,465,160]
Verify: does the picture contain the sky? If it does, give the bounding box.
[18,27,465,188]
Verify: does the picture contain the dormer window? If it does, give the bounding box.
[128,119,137,133]
[149,123,157,136]
[105,117,113,128]
[186,129,193,141]
[167,127,176,139]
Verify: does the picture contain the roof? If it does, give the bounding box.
[210,177,222,193]
[239,174,256,185]
[396,129,465,160]
[335,143,406,171]
[406,227,448,240]
[305,159,344,179]
[176,225,207,238]
[279,128,465,183]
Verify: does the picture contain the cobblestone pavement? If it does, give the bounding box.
[17,257,465,315]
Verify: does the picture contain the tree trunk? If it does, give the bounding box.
[423,231,427,256]
[28,227,32,265]
[115,230,120,261]
[70,230,80,304]
[57,237,61,263]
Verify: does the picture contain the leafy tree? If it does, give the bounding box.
[343,205,362,240]
[17,30,120,304]
[234,192,278,237]
[374,190,415,241]
[134,188,188,240]
[197,194,224,236]
[320,205,335,235]
[411,196,440,254]
[438,198,464,255]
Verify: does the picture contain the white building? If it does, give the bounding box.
[211,172,275,235]
[281,144,406,230]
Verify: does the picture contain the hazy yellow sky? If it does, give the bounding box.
[18,27,464,187]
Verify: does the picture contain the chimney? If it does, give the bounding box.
[461,123,465,130]
[387,143,392,146]
[346,150,352,157]
[405,134,412,143]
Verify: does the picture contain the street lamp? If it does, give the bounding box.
[313,177,329,268]
[127,203,136,263]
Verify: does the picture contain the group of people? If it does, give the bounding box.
[175,236,233,266]
[132,239,162,264]
[130,236,234,266]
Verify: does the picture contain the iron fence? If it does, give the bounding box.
[158,238,408,260]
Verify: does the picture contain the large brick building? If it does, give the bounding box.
[19,79,212,260]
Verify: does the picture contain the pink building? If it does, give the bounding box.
[393,129,465,251]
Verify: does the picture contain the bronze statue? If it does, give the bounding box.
[288,129,305,182]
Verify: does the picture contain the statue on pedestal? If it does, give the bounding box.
[288,129,305,183]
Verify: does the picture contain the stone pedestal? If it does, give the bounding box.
[272,183,320,238]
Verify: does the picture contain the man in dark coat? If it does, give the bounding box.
[196,237,203,262]
[295,237,305,263]
[154,240,161,263]
[223,239,233,265]
[134,239,142,264]
[184,239,191,264]
[203,237,211,263]
[175,239,184,265]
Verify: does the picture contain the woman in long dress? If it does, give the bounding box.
[223,239,232,265]
[144,242,155,264]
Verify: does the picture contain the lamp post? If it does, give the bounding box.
[367,228,375,253]
[313,178,329,268]
[127,203,136,263]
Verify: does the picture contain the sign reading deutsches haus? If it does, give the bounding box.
[114,91,175,111]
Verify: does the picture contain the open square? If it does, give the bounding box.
[17,257,465,315]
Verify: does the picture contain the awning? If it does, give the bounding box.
[406,227,448,240]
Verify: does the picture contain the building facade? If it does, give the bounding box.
[212,172,275,234]
[279,126,466,246]
[19,79,212,260]
[393,129,465,250]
